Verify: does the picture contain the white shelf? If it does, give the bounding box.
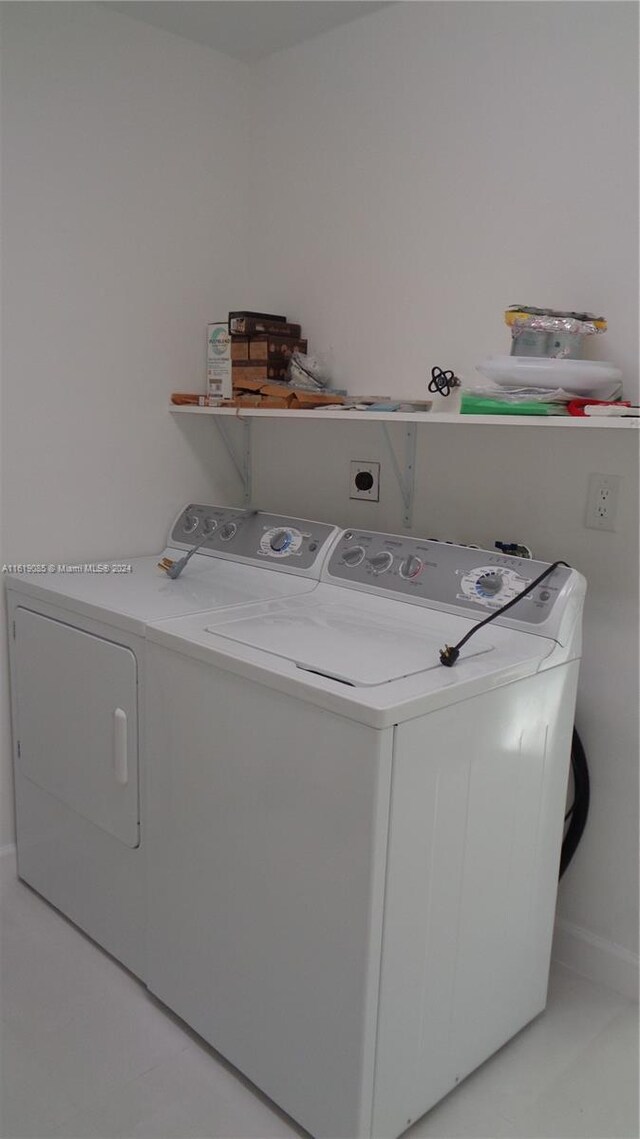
[170,405,640,428]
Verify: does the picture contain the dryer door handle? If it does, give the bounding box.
[113,708,128,785]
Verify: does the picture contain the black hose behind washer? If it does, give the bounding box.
[560,728,590,878]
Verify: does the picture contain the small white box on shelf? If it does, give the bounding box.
[206,323,232,399]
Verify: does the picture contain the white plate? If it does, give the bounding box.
[476,356,622,398]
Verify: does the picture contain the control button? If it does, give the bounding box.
[539,589,551,601]
[219,521,237,542]
[368,551,394,575]
[308,541,318,552]
[203,517,218,535]
[270,528,292,553]
[399,554,424,580]
[182,513,199,534]
[342,545,366,568]
[476,572,503,596]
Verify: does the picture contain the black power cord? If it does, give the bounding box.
[439,560,570,666]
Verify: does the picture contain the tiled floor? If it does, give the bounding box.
[1,852,638,1139]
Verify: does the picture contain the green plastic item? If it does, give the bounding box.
[461,394,568,416]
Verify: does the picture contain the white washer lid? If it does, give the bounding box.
[207,592,492,687]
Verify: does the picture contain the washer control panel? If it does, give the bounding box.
[169,506,336,574]
[325,529,573,626]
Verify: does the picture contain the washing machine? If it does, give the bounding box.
[144,528,586,1139]
[6,504,338,976]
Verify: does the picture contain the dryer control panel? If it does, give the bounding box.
[169,505,337,576]
[324,529,576,628]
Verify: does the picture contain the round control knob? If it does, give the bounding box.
[202,517,218,535]
[219,521,237,542]
[342,545,366,568]
[399,555,424,580]
[476,572,503,596]
[368,551,394,575]
[182,513,199,534]
[259,526,302,558]
[270,528,292,553]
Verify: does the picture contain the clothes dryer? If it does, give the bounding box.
[6,505,337,975]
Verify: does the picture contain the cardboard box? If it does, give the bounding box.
[230,337,250,361]
[232,361,288,383]
[207,323,232,399]
[233,394,263,407]
[259,395,293,409]
[248,336,307,361]
[228,311,287,330]
[259,382,294,398]
[229,335,307,367]
[171,392,225,407]
[231,376,264,393]
[289,390,344,408]
[229,315,302,338]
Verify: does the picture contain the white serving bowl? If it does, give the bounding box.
[476,356,622,399]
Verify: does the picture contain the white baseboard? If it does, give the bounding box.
[553,917,639,1001]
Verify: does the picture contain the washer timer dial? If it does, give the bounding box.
[460,565,530,608]
[475,572,503,597]
[260,526,303,558]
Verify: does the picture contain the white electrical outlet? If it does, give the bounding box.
[585,473,621,531]
[349,461,380,501]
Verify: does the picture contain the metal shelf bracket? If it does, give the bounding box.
[380,422,417,529]
[213,414,413,523]
[214,417,252,506]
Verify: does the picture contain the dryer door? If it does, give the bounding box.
[14,608,139,847]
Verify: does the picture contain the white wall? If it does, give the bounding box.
[251,1,639,401]
[247,1,639,996]
[0,2,251,845]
